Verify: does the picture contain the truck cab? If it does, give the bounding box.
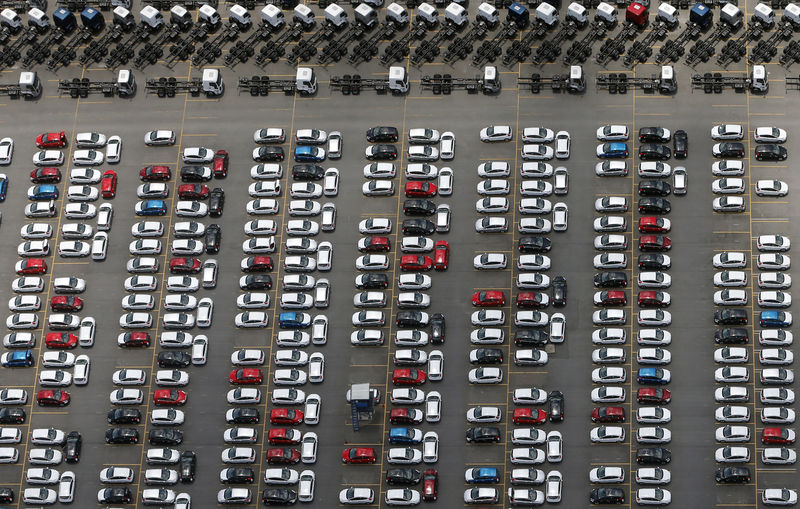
[113,6,135,31]
[477,2,500,27]
[750,65,768,93]
[325,3,348,29]
[198,4,222,32]
[386,2,410,27]
[417,2,438,27]
[53,7,77,33]
[569,65,586,93]
[229,4,252,30]
[535,2,558,27]
[482,66,501,94]
[658,65,676,94]
[293,4,315,30]
[202,68,224,96]
[595,2,617,26]
[656,3,678,28]
[752,2,774,28]
[720,2,743,28]
[689,2,713,30]
[19,71,42,99]
[140,5,164,31]
[117,69,136,97]
[445,2,468,27]
[389,66,409,94]
[508,2,530,28]
[566,2,588,26]
[355,3,378,28]
[1,9,22,33]
[261,5,285,29]
[296,67,317,96]
[783,3,800,28]
[170,5,192,31]
[27,7,50,32]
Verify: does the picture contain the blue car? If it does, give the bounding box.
[465,467,500,484]
[388,427,423,445]
[1,350,34,367]
[637,367,671,385]
[279,312,312,329]
[596,143,629,158]
[135,200,167,216]
[28,184,59,200]
[0,174,7,201]
[760,311,793,328]
[294,146,326,163]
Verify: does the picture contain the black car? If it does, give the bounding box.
[714,328,748,344]
[755,144,788,161]
[0,488,13,503]
[366,144,398,161]
[639,144,672,161]
[180,451,196,483]
[253,146,285,162]
[98,487,133,504]
[385,468,422,485]
[714,309,748,325]
[714,142,746,158]
[590,488,625,505]
[105,427,139,444]
[227,407,260,424]
[715,466,750,484]
[548,390,564,422]
[514,330,549,347]
[673,129,688,159]
[220,467,255,484]
[149,429,183,446]
[0,408,25,424]
[638,180,671,197]
[107,408,141,424]
[291,164,324,181]
[465,426,501,443]
[396,311,427,328]
[242,275,272,290]
[356,273,389,290]
[519,236,552,253]
[638,127,671,143]
[594,272,628,288]
[430,313,445,344]
[205,224,221,254]
[403,199,436,216]
[636,447,671,465]
[401,219,435,235]
[470,348,504,364]
[638,197,671,214]
[638,254,670,270]
[552,276,567,307]
[262,488,297,505]
[366,126,399,142]
[209,188,224,217]
[180,166,212,182]
[157,351,191,368]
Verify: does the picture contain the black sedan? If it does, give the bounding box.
[465,426,501,443]
[253,146,285,162]
[673,129,688,158]
[638,198,671,214]
[638,144,671,161]
[519,236,551,253]
[365,144,398,161]
[149,429,183,446]
[291,164,324,180]
[755,144,787,161]
[105,428,139,444]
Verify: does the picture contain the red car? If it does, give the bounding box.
[101,170,117,198]
[178,184,210,199]
[37,390,70,407]
[392,368,426,386]
[762,427,796,445]
[213,150,229,177]
[169,258,202,274]
[422,469,438,501]
[268,428,302,445]
[241,256,273,272]
[389,408,423,425]
[229,368,264,385]
[591,406,625,423]
[359,236,391,252]
[16,259,47,275]
[516,292,547,309]
[119,332,151,347]
[36,131,67,149]
[341,447,377,464]
[472,291,506,307]
[513,408,547,425]
[595,290,627,306]
[638,291,670,307]
[270,408,304,425]
[30,167,61,183]
[140,165,172,181]
[433,241,449,271]
[45,333,78,349]
[637,388,671,404]
[266,448,300,465]
[400,255,433,272]
[405,181,437,198]
[638,216,671,233]
[639,235,671,252]
[153,389,187,406]
[50,296,83,312]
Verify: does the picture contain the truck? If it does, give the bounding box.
[80,6,104,32]
[238,66,318,96]
[58,68,136,97]
[198,3,221,32]
[112,5,134,30]
[27,7,49,31]
[330,65,408,95]
[519,64,585,93]
[0,8,22,32]
[52,6,76,32]
[146,68,224,97]
[0,71,42,98]
[139,5,163,31]
[689,2,713,30]
[719,2,742,29]
[229,3,251,30]
[170,4,191,31]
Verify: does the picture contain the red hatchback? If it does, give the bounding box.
[140,165,171,181]
[213,150,229,177]
[16,259,47,275]
[229,368,263,385]
[266,448,300,465]
[433,241,449,271]
[169,258,202,274]
[423,469,438,501]
[591,406,625,423]
[101,170,117,198]
[153,389,187,406]
[390,408,423,425]
[37,389,70,407]
[405,181,437,198]
[400,255,433,272]
[178,184,210,199]
[36,131,67,149]
[30,167,61,183]
[342,447,377,464]
[762,427,796,445]
[596,290,627,306]
[241,256,273,272]
[45,333,78,349]
[638,291,670,307]
[268,428,301,445]
[639,235,671,252]
[638,216,671,233]
[119,332,151,347]
[517,292,548,309]
[359,236,391,252]
[270,408,304,425]
[637,388,671,404]
[392,368,426,386]
[513,408,547,425]
[472,291,506,307]
[50,296,83,312]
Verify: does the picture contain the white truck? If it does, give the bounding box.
[0,8,22,33]
[198,4,222,31]
[170,5,192,30]
[720,3,743,28]
[293,4,315,29]
[139,5,164,31]
[477,2,499,27]
[27,7,49,32]
[535,2,558,27]
[261,4,285,29]
[566,2,588,26]
[325,3,348,28]
[417,2,438,27]
[595,2,617,25]
[229,4,252,29]
[386,2,410,26]
[202,68,224,96]
[444,2,468,27]
[295,67,317,95]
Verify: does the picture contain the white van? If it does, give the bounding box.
[311,315,327,345]
[79,317,95,347]
[314,279,329,309]
[73,355,90,385]
[298,470,315,502]
[545,471,562,502]
[58,471,75,503]
[196,298,213,328]
[191,335,208,365]
[546,431,562,462]
[91,232,108,260]
[0,447,19,463]
[202,259,218,289]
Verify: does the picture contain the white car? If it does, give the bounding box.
[712,124,744,140]
[554,131,570,158]
[716,446,750,463]
[714,289,748,306]
[761,388,794,404]
[0,137,12,164]
[340,487,375,505]
[636,488,671,506]
[759,254,791,270]
[235,312,269,328]
[398,274,432,289]
[592,367,626,383]
[479,125,512,142]
[471,310,505,326]
[596,160,628,176]
[637,407,671,424]
[756,179,789,197]
[12,277,44,293]
[474,253,507,270]
[182,147,213,163]
[175,201,208,218]
[138,182,169,198]
[593,309,626,325]
[65,203,96,219]
[714,271,747,287]
[249,181,281,197]
[713,252,746,268]
[760,348,794,365]
[597,125,629,141]
[754,126,787,143]
[246,199,279,215]
[511,428,546,445]
[359,218,392,234]
[70,168,101,184]
[759,291,792,308]
[762,449,797,465]
[713,196,746,212]
[363,162,396,178]
[590,426,625,443]
[466,406,502,423]
[638,272,671,288]
[518,217,551,234]
[75,132,107,148]
[405,163,438,179]
[715,367,750,384]
[475,217,508,233]
[8,295,41,312]
[712,160,745,176]
[362,180,394,196]
[356,255,389,271]
[716,425,750,442]
[132,221,164,238]
[591,387,625,403]
[290,182,323,199]
[759,330,793,346]
[638,162,671,178]
[21,223,53,239]
[589,466,625,483]
[439,132,455,160]
[636,427,671,444]
[521,144,554,160]
[407,145,438,162]
[100,467,135,484]
[758,235,791,252]
[636,468,671,485]
[32,150,64,166]
[712,178,745,194]
[19,240,49,257]
[762,489,798,506]
[594,216,626,232]
[144,129,176,145]
[519,180,553,197]
[595,196,628,212]
[226,389,261,405]
[72,149,104,165]
[477,179,510,196]
[387,447,422,464]
[6,314,39,329]
[468,367,503,384]
[105,135,122,163]
[522,126,555,143]
[714,347,748,363]
[510,448,545,465]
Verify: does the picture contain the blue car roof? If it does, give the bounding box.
[609,143,627,150]
[760,311,780,319]
[280,312,301,320]
[389,427,410,437]
[38,184,57,191]
[638,367,658,376]
[145,200,165,207]
[10,350,30,358]
[295,146,313,154]
[476,467,498,477]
